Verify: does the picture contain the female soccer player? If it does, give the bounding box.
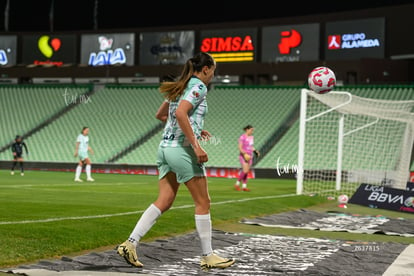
[117,52,235,270]
[11,135,29,176]
[74,127,94,182]
[235,125,260,191]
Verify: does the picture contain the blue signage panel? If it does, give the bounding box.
[80,33,135,66]
[0,35,17,67]
[325,18,385,60]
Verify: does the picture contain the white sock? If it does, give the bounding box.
[75,165,82,179]
[235,181,240,186]
[195,213,213,256]
[242,183,247,189]
[86,164,91,178]
[129,204,161,246]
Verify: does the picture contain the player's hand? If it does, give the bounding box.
[200,130,212,141]
[254,150,260,157]
[74,152,78,157]
[193,144,208,164]
[244,153,251,162]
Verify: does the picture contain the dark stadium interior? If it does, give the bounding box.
[0,0,413,84]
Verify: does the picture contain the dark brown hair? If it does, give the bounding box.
[159,52,215,102]
[243,125,253,131]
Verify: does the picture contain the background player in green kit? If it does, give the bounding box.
[74,126,94,182]
[117,52,235,270]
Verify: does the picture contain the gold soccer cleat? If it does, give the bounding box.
[117,240,143,267]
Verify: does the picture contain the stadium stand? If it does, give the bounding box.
[0,84,92,157]
[118,86,302,167]
[0,84,413,171]
[0,85,164,163]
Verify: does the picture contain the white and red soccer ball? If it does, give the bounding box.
[337,194,349,204]
[308,66,336,94]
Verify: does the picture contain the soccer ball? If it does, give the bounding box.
[308,66,336,94]
[338,194,349,204]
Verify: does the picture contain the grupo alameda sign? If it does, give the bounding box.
[325,18,385,60]
[328,33,380,50]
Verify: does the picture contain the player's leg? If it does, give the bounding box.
[18,157,24,176]
[234,155,245,190]
[186,176,235,269]
[11,157,17,175]
[241,161,252,191]
[84,157,94,181]
[117,147,179,267]
[185,176,212,254]
[117,172,179,267]
[129,172,178,243]
[74,160,83,182]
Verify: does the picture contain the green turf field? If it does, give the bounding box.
[1,170,413,268]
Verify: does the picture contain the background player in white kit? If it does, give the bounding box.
[74,126,94,182]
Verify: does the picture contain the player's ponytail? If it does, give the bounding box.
[159,52,214,102]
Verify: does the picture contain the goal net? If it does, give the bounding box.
[297,88,414,197]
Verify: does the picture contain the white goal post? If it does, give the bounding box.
[297,88,414,197]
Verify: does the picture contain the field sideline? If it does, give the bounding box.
[1,170,413,269]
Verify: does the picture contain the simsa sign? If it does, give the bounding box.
[325,18,385,60]
[200,28,257,62]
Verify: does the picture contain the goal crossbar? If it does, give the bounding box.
[297,88,414,196]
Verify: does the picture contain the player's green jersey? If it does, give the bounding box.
[160,76,208,148]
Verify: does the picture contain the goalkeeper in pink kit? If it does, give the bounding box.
[235,125,260,191]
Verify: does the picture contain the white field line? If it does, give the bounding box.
[1,182,148,188]
[0,193,297,225]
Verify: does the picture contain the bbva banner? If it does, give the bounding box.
[349,183,414,213]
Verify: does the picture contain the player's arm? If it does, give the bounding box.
[155,100,169,122]
[238,141,247,155]
[74,141,80,157]
[23,142,29,155]
[11,144,16,156]
[175,100,207,163]
[238,140,251,161]
[88,146,94,155]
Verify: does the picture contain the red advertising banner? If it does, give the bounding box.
[31,166,254,179]
[205,168,255,179]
